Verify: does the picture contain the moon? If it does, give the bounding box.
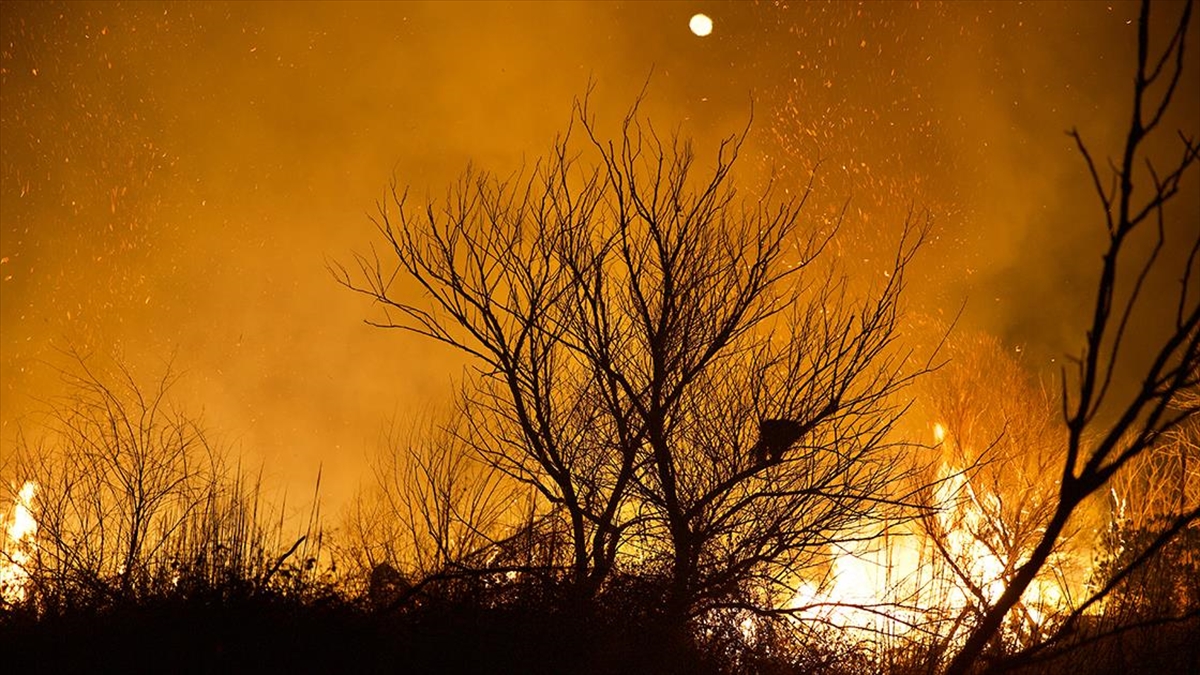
[689,13,713,37]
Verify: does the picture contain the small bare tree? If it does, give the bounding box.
[910,331,1083,658]
[5,353,324,611]
[341,410,522,589]
[336,90,932,626]
[945,1,1200,671]
[11,354,218,605]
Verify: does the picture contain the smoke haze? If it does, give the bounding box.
[3,1,1197,508]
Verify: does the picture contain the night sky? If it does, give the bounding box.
[3,1,1197,508]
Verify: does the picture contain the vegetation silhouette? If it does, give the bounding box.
[2,1,1197,673]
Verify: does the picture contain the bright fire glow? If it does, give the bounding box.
[788,462,1073,642]
[689,14,713,37]
[933,422,946,444]
[789,530,924,634]
[1,481,38,604]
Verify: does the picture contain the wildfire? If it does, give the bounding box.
[789,531,925,635]
[787,456,1075,643]
[1,481,38,604]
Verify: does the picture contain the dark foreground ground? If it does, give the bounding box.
[2,597,1197,675]
[0,595,709,675]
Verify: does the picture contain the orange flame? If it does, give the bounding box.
[1,481,38,604]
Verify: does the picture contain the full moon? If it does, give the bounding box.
[689,13,713,37]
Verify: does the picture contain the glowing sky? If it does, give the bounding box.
[2,1,1197,508]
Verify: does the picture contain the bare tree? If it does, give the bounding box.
[908,331,1085,659]
[11,354,218,604]
[984,396,1200,672]
[945,1,1200,671]
[1107,390,1199,531]
[336,90,931,625]
[5,352,324,611]
[340,410,524,590]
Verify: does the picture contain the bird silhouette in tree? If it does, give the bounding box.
[752,401,837,467]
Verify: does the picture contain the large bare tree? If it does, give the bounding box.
[337,91,931,623]
[945,1,1200,672]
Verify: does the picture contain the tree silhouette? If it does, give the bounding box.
[945,1,1200,671]
[336,90,932,624]
[4,352,327,614]
[910,330,1083,658]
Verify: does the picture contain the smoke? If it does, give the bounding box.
[2,1,1196,508]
